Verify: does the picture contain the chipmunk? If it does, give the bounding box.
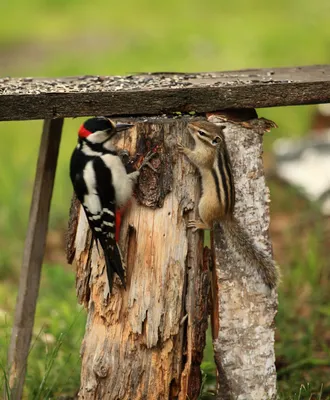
[178,120,279,288]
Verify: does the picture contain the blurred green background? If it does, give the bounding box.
[0,0,330,398]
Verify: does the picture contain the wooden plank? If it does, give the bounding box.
[69,119,208,400]
[7,118,63,400]
[0,65,330,121]
[207,112,277,399]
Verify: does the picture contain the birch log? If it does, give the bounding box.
[207,112,278,400]
[68,119,210,400]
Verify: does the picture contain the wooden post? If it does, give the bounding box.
[7,118,63,400]
[207,112,278,400]
[69,119,209,400]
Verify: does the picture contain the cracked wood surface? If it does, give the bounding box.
[69,119,209,400]
[207,112,278,400]
[1,65,330,120]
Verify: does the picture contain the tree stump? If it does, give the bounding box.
[67,118,210,400]
[207,111,278,400]
[68,113,278,400]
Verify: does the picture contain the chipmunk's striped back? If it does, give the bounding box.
[212,144,235,216]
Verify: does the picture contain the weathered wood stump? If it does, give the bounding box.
[68,119,210,400]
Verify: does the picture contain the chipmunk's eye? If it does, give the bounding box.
[198,130,206,137]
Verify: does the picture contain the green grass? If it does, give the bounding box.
[0,266,86,399]
[278,384,325,400]
[269,180,330,399]
[0,0,330,398]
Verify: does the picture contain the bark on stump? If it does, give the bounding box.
[68,119,210,400]
[207,112,278,400]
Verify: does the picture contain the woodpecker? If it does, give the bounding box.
[70,116,144,292]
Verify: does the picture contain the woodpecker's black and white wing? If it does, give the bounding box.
[70,149,125,291]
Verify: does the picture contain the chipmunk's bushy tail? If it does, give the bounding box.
[223,217,280,288]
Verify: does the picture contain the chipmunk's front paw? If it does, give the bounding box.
[177,142,187,154]
[187,220,209,232]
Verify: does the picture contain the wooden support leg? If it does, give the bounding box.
[7,118,64,400]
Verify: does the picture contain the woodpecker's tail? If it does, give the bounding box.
[101,240,126,292]
[222,217,280,288]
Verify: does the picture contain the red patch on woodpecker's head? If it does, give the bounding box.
[78,125,92,138]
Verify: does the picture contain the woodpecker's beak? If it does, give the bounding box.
[115,122,134,132]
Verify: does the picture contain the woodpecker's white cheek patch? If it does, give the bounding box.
[87,130,110,144]
[83,161,102,215]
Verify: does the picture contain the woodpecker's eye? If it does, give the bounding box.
[198,130,206,137]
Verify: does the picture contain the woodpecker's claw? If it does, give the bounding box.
[139,151,158,172]
[118,150,130,165]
